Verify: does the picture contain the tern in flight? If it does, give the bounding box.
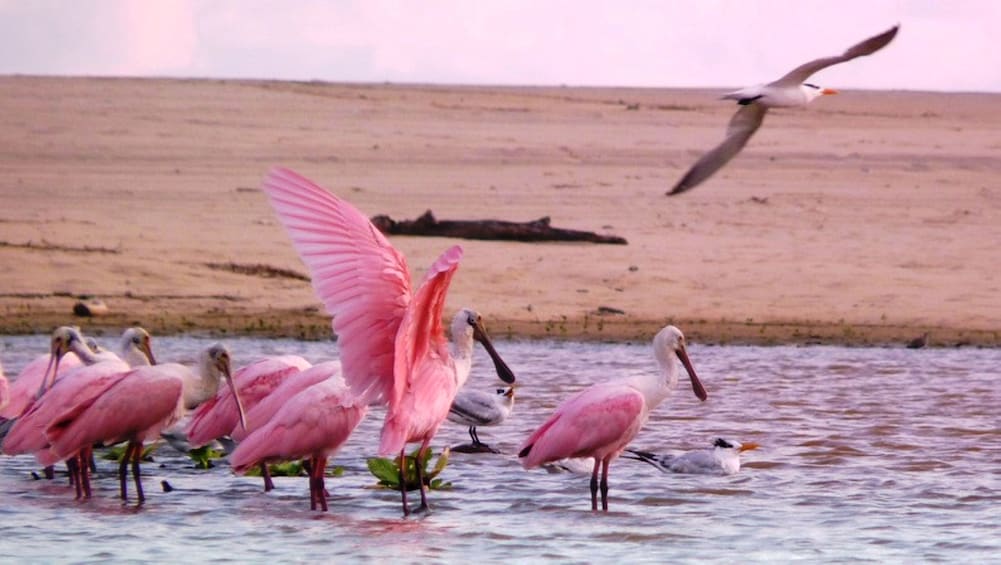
[668,25,899,195]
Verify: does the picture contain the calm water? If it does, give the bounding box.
[1,335,998,563]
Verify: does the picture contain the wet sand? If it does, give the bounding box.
[1,76,998,346]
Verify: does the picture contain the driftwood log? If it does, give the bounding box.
[370,210,627,245]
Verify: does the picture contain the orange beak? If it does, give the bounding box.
[821,88,839,96]
[739,442,760,452]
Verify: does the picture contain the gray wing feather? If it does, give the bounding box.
[668,103,768,195]
[770,25,899,86]
[448,390,503,426]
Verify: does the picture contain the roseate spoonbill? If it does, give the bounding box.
[3,329,156,498]
[184,354,310,491]
[230,361,342,443]
[668,25,898,195]
[47,344,247,503]
[448,387,515,453]
[229,374,367,511]
[0,361,8,412]
[518,325,707,511]
[0,327,91,420]
[625,438,760,475]
[262,166,516,515]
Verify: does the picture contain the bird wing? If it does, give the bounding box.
[667,449,719,474]
[48,368,184,459]
[391,245,462,410]
[2,360,129,455]
[262,167,412,405]
[668,103,768,195]
[185,359,304,446]
[229,379,367,473]
[622,448,676,473]
[0,353,82,419]
[770,25,899,87]
[448,389,504,426]
[231,361,341,442]
[519,384,645,468]
[377,246,462,455]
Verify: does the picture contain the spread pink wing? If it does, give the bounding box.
[391,245,462,410]
[519,383,645,468]
[378,246,463,455]
[263,167,411,405]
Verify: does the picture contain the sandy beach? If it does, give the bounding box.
[0,76,997,346]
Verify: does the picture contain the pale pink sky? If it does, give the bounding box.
[1,0,998,92]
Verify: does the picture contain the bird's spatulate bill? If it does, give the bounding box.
[676,347,708,401]
[473,322,516,384]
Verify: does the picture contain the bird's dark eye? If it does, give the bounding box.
[714,438,733,448]
[804,83,820,90]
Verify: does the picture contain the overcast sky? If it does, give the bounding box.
[1,0,998,92]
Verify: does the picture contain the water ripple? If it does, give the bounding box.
[1,336,999,562]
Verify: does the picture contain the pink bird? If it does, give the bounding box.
[263,166,515,515]
[230,360,342,443]
[518,325,708,511]
[185,354,311,491]
[3,329,157,498]
[229,373,367,511]
[0,327,89,420]
[46,344,246,503]
[0,360,8,413]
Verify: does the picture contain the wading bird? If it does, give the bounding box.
[3,328,157,498]
[47,344,246,503]
[0,327,91,421]
[185,354,311,490]
[448,387,515,453]
[262,167,516,515]
[668,25,899,195]
[229,374,367,511]
[518,325,707,511]
[0,361,7,413]
[625,438,760,475]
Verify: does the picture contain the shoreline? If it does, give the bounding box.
[2,299,994,348]
[1,77,998,350]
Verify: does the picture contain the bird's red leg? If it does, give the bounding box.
[315,456,328,512]
[415,441,430,513]
[119,442,133,500]
[132,441,145,504]
[81,446,93,499]
[67,457,77,486]
[399,449,410,516]
[67,455,82,499]
[590,459,600,511]
[309,460,318,511]
[261,462,274,492]
[599,459,610,511]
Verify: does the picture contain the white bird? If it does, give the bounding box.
[447,386,515,452]
[624,438,760,475]
[668,25,899,195]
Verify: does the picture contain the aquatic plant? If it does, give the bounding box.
[101,443,158,462]
[187,445,224,469]
[366,447,451,491]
